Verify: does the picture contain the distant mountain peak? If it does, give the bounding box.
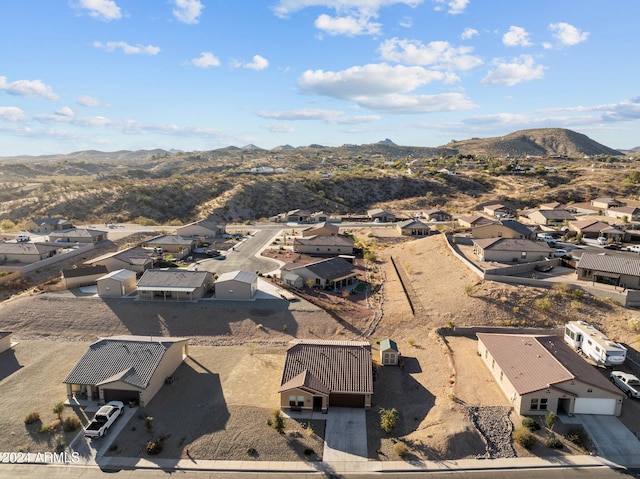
[376,138,397,146]
[241,144,263,151]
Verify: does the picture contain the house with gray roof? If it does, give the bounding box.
[422,209,452,222]
[477,333,624,416]
[473,238,552,263]
[301,221,339,237]
[84,246,155,273]
[142,235,197,254]
[63,335,189,407]
[0,242,62,264]
[97,269,137,297]
[214,270,258,300]
[136,269,214,301]
[526,209,576,226]
[367,208,395,222]
[607,206,640,222]
[175,219,225,238]
[293,234,354,256]
[26,217,73,233]
[457,215,497,229]
[61,265,108,289]
[48,228,107,244]
[569,219,624,240]
[471,220,535,240]
[280,257,357,290]
[577,253,640,290]
[396,219,431,236]
[278,339,373,412]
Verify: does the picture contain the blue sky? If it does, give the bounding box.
[1,0,640,155]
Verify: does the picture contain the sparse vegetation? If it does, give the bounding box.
[393,442,409,457]
[267,410,285,433]
[52,402,64,421]
[545,411,557,430]
[534,297,552,311]
[62,416,82,432]
[146,439,163,455]
[379,407,398,433]
[513,426,536,449]
[565,426,589,449]
[24,412,40,425]
[545,434,563,449]
[522,417,540,432]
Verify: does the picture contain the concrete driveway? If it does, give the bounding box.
[574,414,640,467]
[323,407,368,462]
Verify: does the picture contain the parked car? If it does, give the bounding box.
[16,234,30,242]
[83,401,124,438]
[551,249,569,258]
[610,371,640,398]
[597,236,608,245]
[603,243,621,250]
[627,245,640,254]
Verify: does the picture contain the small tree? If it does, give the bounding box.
[379,408,398,433]
[53,402,64,421]
[545,411,557,430]
[306,278,315,289]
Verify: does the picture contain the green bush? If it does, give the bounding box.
[146,439,163,455]
[545,411,557,429]
[571,289,585,300]
[270,410,284,433]
[379,408,398,433]
[534,297,552,311]
[24,412,40,425]
[62,416,82,432]
[522,417,540,432]
[545,435,563,449]
[565,426,589,449]
[513,426,536,449]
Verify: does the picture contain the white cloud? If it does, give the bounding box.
[72,0,122,21]
[356,92,476,112]
[0,106,26,122]
[315,13,381,36]
[272,1,423,18]
[432,0,469,15]
[399,16,413,28]
[244,55,270,71]
[545,97,640,122]
[172,0,204,24]
[263,123,295,133]
[0,76,60,101]
[461,27,478,40]
[481,55,545,86]
[55,106,75,117]
[502,26,532,47]
[77,95,108,107]
[549,22,589,46]
[257,108,380,124]
[93,41,160,55]
[190,52,221,68]
[379,38,482,71]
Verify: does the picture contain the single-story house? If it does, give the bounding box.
[0,242,61,264]
[301,221,339,237]
[379,338,399,366]
[293,234,355,256]
[422,209,452,222]
[457,215,497,229]
[569,219,624,240]
[175,219,225,238]
[483,203,510,217]
[473,238,552,263]
[26,217,73,233]
[286,209,312,223]
[607,206,640,222]
[310,211,329,223]
[97,269,138,297]
[591,198,625,210]
[396,219,431,236]
[49,228,107,244]
[84,246,155,273]
[576,253,640,290]
[527,209,576,226]
[539,202,566,210]
[280,257,357,290]
[278,339,373,412]
[367,208,395,223]
[61,265,109,289]
[472,220,535,240]
[214,270,258,300]
[142,235,197,255]
[477,333,624,416]
[64,335,189,407]
[0,332,13,355]
[136,270,214,301]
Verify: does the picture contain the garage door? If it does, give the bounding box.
[329,393,364,408]
[104,389,139,404]
[574,398,617,415]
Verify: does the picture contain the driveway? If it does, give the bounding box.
[323,407,368,462]
[574,414,640,467]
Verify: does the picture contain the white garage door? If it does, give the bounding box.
[574,398,617,415]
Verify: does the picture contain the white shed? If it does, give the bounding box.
[97,269,137,297]
[215,270,258,300]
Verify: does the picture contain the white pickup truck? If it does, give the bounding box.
[83,401,124,438]
[610,371,640,398]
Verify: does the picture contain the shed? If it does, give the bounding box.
[379,339,399,365]
[214,270,258,300]
[97,269,138,297]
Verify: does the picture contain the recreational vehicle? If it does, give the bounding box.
[563,321,626,367]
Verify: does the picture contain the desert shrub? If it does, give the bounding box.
[269,410,284,433]
[39,420,60,434]
[522,417,540,432]
[545,411,557,429]
[146,439,163,455]
[393,442,408,457]
[571,289,585,300]
[145,416,154,431]
[53,402,64,420]
[305,424,314,437]
[629,317,640,332]
[552,283,570,295]
[379,408,398,433]
[24,412,40,425]
[545,435,563,449]
[534,297,552,311]
[62,416,82,432]
[513,426,536,449]
[565,426,589,449]
[247,447,257,456]
[463,284,473,296]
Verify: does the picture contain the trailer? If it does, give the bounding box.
[563,320,626,367]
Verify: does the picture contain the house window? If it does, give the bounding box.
[530,398,539,410]
[491,359,495,370]
[297,396,305,406]
[530,398,548,410]
[289,395,297,407]
[315,278,321,285]
[540,398,548,410]
[484,349,488,359]
[521,251,527,258]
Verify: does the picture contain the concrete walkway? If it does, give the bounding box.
[323,407,368,462]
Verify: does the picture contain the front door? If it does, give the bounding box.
[313,396,323,410]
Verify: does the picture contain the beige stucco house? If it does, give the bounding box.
[471,220,535,240]
[26,217,73,233]
[142,235,197,255]
[457,215,497,229]
[396,219,431,236]
[367,208,395,222]
[0,242,62,265]
[49,228,107,244]
[214,270,258,300]
[473,238,552,263]
[293,234,354,256]
[301,221,339,237]
[175,219,225,238]
[61,265,108,289]
[280,257,357,290]
[576,253,640,290]
[136,270,214,301]
[477,333,624,416]
[0,332,13,355]
[97,269,138,297]
[84,246,155,273]
[64,335,189,407]
[526,209,575,226]
[279,339,373,412]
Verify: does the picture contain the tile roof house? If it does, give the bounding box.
[396,219,431,236]
[576,253,640,290]
[48,228,107,244]
[607,206,640,222]
[367,208,395,222]
[175,219,225,238]
[293,234,354,256]
[61,265,109,289]
[142,235,197,254]
[457,215,497,229]
[471,220,535,240]
[301,221,339,237]
[473,238,552,263]
[84,246,155,273]
[477,333,624,416]
[527,209,576,226]
[280,257,357,290]
[136,270,214,301]
[63,335,189,407]
[569,219,624,240]
[0,242,62,264]
[278,339,373,412]
[214,270,258,300]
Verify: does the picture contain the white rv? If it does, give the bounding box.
[563,321,626,367]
